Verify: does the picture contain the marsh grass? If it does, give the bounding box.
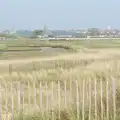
[0,40,120,119]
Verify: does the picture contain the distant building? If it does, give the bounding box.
[58,35,73,38]
[43,25,48,35]
[37,35,42,38]
[0,37,7,40]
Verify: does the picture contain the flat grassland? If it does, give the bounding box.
[0,39,120,120]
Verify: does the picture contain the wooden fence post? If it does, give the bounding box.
[5,86,8,120]
[9,64,13,74]
[17,82,21,112]
[11,83,14,120]
[28,81,31,112]
[94,79,97,120]
[33,82,36,108]
[39,82,42,112]
[106,78,109,120]
[22,84,24,114]
[51,81,54,120]
[112,77,116,120]
[58,81,60,120]
[64,80,67,108]
[82,80,85,120]
[89,79,91,120]
[100,79,103,120]
[70,80,72,104]
[45,82,48,119]
[76,80,79,120]
[32,62,36,71]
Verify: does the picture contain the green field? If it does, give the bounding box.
[0,38,120,59]
[0,39,120,120]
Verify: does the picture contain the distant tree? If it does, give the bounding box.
[33,30,43,36]
[30,30,44,38]
[87,28,100,36]
[48,34,54,38]
[0,34,7,37]
[0,34,16,40]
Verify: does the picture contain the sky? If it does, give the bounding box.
[0,0,119,30]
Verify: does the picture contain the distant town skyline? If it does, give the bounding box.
[0,25,117,31]
[0,0,119,30]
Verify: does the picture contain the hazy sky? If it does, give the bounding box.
[0,0,119,30]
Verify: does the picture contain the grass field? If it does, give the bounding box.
[0,39,120,120]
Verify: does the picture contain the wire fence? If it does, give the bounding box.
[0,78,117,120]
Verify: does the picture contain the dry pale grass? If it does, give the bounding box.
[0,48,120,120]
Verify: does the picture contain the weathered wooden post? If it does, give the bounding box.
[58,81,60,120]
[112,77,116,120]
[100,79,103,120]
[89,79,91,120]
[76,80,79,120]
